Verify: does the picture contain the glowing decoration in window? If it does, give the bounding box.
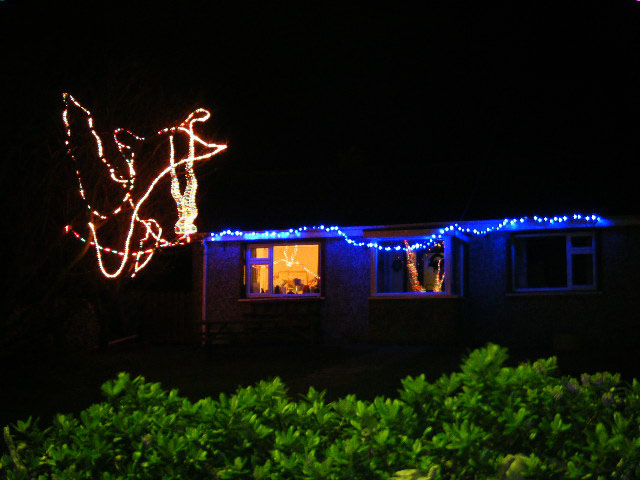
[62,93,227,278]
[404,240,425,292]
[432,257,445,292]
[273,244,320,294]
[377,241,445,293]
[245,244,320,295]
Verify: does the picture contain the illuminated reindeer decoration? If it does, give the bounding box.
[62,93,227,278]
[160,109,215,236]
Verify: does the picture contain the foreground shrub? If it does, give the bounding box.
[2,343,640,479]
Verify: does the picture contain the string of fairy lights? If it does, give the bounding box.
[62,93,226,278]
[209,213,602,252]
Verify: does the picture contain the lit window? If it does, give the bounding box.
[512,233,596,291]
[374,237,467,296]
[246,243,321,296]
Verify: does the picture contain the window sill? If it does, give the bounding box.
[239,296,325,303]
[506,290,602,297]
[369,294,464,300]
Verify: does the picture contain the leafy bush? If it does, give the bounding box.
[2,343,639,479]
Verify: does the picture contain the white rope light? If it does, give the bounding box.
[63,93,227,278]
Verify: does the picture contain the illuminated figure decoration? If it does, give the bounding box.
[159,109,218,235]
[432,257,445,292]
[62,93,227,278]
[404,240,426,292]
[403,240,445,292]
[273,244,320,293]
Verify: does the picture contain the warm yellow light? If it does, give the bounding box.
[273,244,319,294]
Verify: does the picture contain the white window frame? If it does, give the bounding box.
[371,234,467,297]
[511,231,597,292]
[245,242,322,297]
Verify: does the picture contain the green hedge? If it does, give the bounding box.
[2,343,639,479]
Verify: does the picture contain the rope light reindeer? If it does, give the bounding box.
[62,93,227,278]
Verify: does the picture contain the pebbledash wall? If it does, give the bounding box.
[194,215,640,351]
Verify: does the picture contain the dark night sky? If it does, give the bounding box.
[2,1,639,233]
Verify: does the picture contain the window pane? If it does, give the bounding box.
[273,244,320,294]
[250,247,269,258]
[572,254,594,286]
[514,236,567,289]
[377,249,406,293]
[571,236,592,248]
[451,238,467,296]
[250,264,270,293]
[377,242,445,293]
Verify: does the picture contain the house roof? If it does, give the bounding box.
[196,158,638,233]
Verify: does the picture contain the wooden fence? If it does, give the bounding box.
[136,291,198,345]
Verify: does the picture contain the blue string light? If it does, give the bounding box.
[438,214,601,235]
[208,213,602,252]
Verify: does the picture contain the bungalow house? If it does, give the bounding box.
[193,213,640,351]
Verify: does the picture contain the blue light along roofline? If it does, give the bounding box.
[209,225,441,251]
[207,213,602,252]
